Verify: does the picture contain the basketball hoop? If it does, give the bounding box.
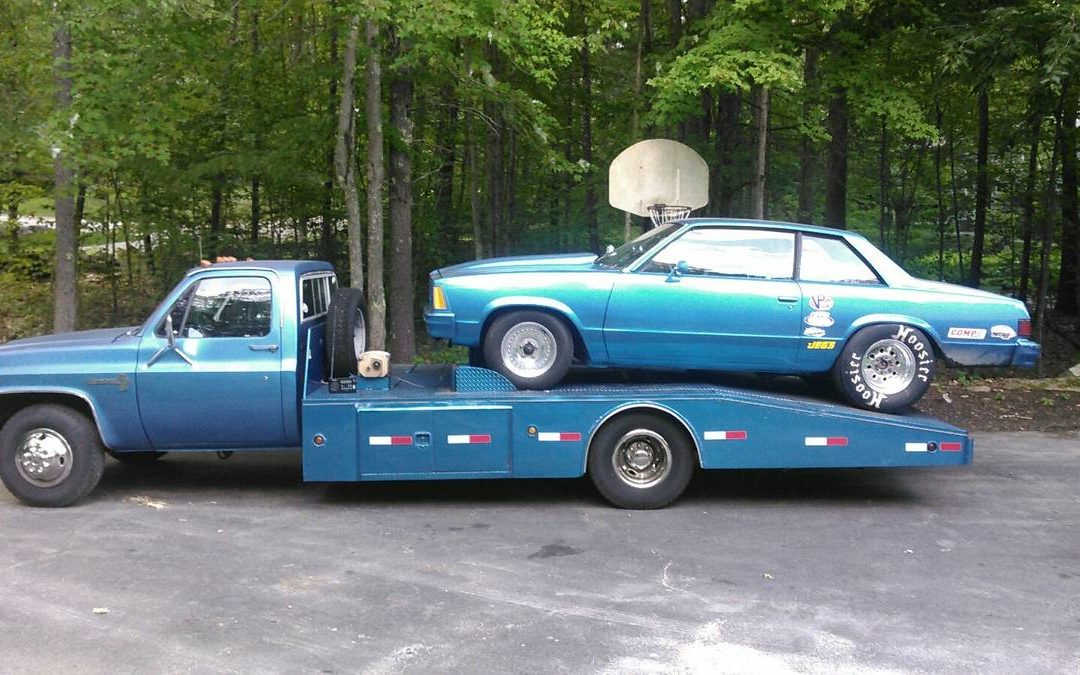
[646,204,692,228]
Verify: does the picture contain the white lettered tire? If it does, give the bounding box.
[834,324,936,412]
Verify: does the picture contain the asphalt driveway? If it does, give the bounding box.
[1,431,1077,673]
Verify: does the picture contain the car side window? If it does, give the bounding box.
[159,277,272,338]
[799,236,882,284]
[639,228,795,279]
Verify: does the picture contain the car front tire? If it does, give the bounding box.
[483,310,573,390]
[834,324,936,412]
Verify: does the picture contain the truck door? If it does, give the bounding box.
[136,274,287,449]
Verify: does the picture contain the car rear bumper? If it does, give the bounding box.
[1010,338,1040,367]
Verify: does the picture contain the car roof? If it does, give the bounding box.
[185,260,334,278]
[676,218,865,239]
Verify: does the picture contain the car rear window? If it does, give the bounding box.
[799,236,881,284]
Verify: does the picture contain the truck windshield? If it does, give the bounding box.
[595,223,679,269]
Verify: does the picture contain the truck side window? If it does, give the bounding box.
[162,277,273,339]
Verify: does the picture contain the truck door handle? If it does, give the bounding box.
[777,296,799,303]
[249,344,279,352]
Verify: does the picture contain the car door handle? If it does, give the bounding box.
[249,344,279,352]
[777,296,799,303]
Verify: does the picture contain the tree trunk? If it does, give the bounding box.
[969,85,990,288]
[388,33,415,360]
[466,117,483,259]
[797,47,818,224]
[878,116,890,250]
[333,16,363,289]
[251,9,261,243]
[580,10,598,252]
[1056,84,1079,315]
[714,91,740,216]
[1035,95,1064,376]
[935,103,945,280]
[321,1,339,265]
[209,174,224,256]
[750,86,769,220]
[52,19,77,333]
[434,85,457,263]
[1018,111,1041,303]
[364,19,387,350]
[948,125,964,279]
[823,87,848,229]
[485,101,504,254]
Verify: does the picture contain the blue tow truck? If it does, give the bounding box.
[0,260,972,509]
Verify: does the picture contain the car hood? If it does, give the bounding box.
[434,253,600,279]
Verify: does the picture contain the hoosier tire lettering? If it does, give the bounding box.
[833,324,936,413]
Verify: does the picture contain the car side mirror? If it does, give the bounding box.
[666,260,689,284]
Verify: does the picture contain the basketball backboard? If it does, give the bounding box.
[608,139,709,219]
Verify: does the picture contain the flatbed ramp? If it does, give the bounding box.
[301,365,970,507]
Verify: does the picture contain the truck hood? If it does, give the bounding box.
[434,253,600,279]
[0,327,142,375]
[0,327,139,352]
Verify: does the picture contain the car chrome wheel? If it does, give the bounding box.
[500,321,557,378]
[15,428,74,488]
[860,338,916,395]
[611,429,672,489]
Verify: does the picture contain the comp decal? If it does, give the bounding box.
[803,326,827,338]
[805,340,837,350]
[947,327,987,340]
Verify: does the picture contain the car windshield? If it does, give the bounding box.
[595,223,680,269]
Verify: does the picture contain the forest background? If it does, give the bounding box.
[1,0,1078,374]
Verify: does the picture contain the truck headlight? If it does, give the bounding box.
[432,285,448,310]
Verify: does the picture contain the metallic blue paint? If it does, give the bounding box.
[424,219,1039,376]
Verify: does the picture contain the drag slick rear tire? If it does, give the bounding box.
[588,413,696,509]
[0,404,105,507]
[834,324,935,412]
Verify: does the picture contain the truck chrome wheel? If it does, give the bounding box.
[501,321,557,378]
[611,429,671,489]
[15,428,73,488]
[860,338,916,395]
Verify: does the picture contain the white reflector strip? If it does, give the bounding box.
[538,432,582,442]
[703,430,748,441]
[905,442,930,453]
[369,435,412,446]
[447,434,492,445]
[805,436,848,447]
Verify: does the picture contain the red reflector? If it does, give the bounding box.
[1018,319,1031,338]
[940,441,963,452]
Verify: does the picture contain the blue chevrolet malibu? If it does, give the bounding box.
[424,219,1039,412]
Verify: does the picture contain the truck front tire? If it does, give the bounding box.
[588,413,696,509]
[0,404,105,507]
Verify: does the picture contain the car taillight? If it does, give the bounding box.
[1018,319,1031,337]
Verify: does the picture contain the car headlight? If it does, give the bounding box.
[431,285,448,310]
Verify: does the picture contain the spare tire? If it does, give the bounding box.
[325,287,368,378]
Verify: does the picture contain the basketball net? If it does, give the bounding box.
[646,204,693,228]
